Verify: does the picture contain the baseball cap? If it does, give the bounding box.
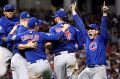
[86,24,100,30]
[3,4,15,11]
[52,9,67,18]
[28,17,38,28]
[20,11,30,19]
[38,20,43,25]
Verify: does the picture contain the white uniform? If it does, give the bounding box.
[11,53,29,79]
[28,59,52,79]
[54,51,78,79]
[78,65,107,79]
[0,46,13,77]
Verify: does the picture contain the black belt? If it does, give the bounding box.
[86,64,103,68]
[54,51,75,56]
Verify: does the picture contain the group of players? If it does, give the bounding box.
[0,1,109,79]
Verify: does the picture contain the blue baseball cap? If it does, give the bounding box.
[3,4,15,11]
[28,17,38,28]
[20,11,30,19]
[38,20,43,25]
[52,9,67,18]
[87,24,100,30]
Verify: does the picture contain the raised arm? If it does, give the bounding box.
[43,24,70,40]
[6,24,19,42]
[100,1,109,40]
[76,30,84,50]
[71,2,88,40]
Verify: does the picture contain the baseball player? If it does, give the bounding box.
[0,4,19,36]
[0,4,19,77]
[49,9,83,79]
[9,11,30,79]
[71,1,109,79]
[7,17,70,79]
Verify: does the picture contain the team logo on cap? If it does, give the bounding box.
[27,14,30,18]
[89,41,97,51]
[35,22,38,26]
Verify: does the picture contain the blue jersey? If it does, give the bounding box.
[0,25,6,46]
[16,25,28,34]
[49,22,83,53]
[7,30,64,63]
[12,24,28,54]
[0,16,19,36]
[76,30,84,50]
[73,14,108,65]
[0,16,19,51]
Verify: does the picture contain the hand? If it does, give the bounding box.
[71,2,76,12]
[102,1,109,14]
[27,40,38,49]
[62,24,70,32]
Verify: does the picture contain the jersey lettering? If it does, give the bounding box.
[21,35,39,41]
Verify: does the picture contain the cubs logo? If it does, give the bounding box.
[89,41,97,51]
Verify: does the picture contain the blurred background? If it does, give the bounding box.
[0,0,120,79]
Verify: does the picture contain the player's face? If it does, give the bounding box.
[3,11,15,19]
[88,29,99,39]
[54,17,61,23]
[20,18,29,27]
[34,25,39,32]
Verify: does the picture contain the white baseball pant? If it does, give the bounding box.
[11,53,29,79]
[54,51,78,79]
[78,65,107,79]
[28,59,52,79]
[0,46,13,77]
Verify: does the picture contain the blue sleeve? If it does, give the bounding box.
[100,16,108,40]
[73,14,88,40]
[5,22,15,35]
[16,26,27,34]
[76,30,84,50]
[0,34,6,39]
[49,27,55,34]
[41,31,64,40]
[7,34,21,42]
[0,25,5,34]
[14,42,20,48]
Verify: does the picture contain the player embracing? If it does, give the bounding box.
[49,9,84,79]
[7,17,70,79]
[71,1,109,79]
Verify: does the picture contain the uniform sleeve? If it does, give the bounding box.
[76,30,84,50]
[14,42,20,49]
[7,34,21,42]
[0,25,5,34]
[41,31,64,40]
[100,16,108,40]
[0,25,6,41]
[6,22,15,35]
[17,26,27,34]
[73,13,88,41]
[49,27,55,34]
